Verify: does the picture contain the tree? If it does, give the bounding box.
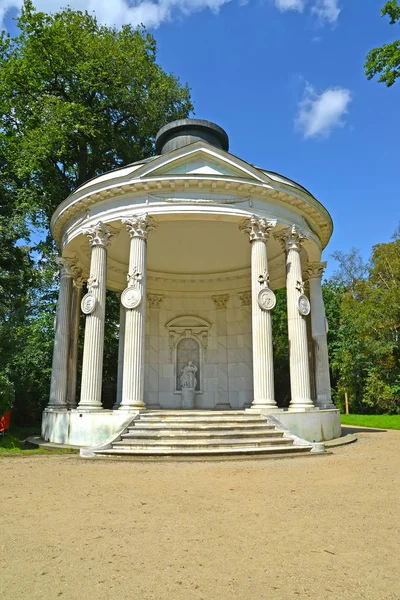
[0,2,193,424]
[365,1,400,87]
[0,0,193,226]
[327,231,400,414]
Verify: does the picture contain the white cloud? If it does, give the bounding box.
[274,0,305,12]
[0,0,341,29]
[295,84,352,139]
[311,0,340,24]
[0,0,232,29]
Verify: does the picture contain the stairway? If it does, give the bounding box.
[92,410,314,458]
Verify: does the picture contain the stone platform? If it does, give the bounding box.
[42,407,341,450]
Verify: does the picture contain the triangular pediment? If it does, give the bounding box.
[130,142,273,185]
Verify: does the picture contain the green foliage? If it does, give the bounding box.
[0,372,14,416]
[0,0,193,223]
[327,227,400,414]
[365,1,400,87]
[340,414,400,430]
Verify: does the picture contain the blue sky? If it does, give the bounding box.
[2,0,399,275]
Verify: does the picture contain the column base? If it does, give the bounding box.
[246,407,284,414]
[74,405,104,412]
[316,403,336,410]
[118,402,146,411]
[288,404,318,412]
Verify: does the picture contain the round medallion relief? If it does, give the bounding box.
[121,287,142,310]
[258,288,276,311]
[81,293,97,315]
[297,294,311,316]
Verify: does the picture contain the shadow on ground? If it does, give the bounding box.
[341,425,387,435]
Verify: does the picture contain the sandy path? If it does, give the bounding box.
[1,429,399,600]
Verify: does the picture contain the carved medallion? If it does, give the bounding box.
[297,294,311,316]
[258,288,276,311]
[121,287,142,310]
[81,293,97,315]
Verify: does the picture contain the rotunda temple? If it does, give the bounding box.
[42,118,341,456]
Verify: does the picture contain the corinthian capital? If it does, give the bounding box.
[84,222,116,247]
[239,215,277,242]
[212,294,229,309]
[304,261,327,280]
[122,213,157,240]
[275,224,308,252]
[56,257,76,278]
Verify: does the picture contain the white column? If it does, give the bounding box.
[212,295,231,410]
[305,261,335,409]
[119,214,156,411]
[66,271,84,409]
[240,215,278,411]
[147,294,164,409]
[78,222,115,410]
[276,225,314,411]
[48,258,74,409]
[114,300,126,409]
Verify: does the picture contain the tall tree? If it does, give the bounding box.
[0,1,193,423]
[365,1,400,87]
[0,0,193,227]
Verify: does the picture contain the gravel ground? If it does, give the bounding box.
[1,428,399,600]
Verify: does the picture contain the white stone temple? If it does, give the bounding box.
[42,119,341,456]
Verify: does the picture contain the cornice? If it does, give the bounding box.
[51,175,333,250]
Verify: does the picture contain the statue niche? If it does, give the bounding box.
[176,338,200,391]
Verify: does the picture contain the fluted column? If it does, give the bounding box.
[79,222,115,410]
[119,214,156,411]
[305,261,335,409]
[276,225,314,411]
[240,215,278,410]
[114,300,126,409]
[66,270,84,409]
[48,258,74,409]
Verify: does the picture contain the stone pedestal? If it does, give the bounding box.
[79,222,115,411]
[240,215,278,411]
[305,262,335,409]
[182,388,196,409]
[277,225,314,411]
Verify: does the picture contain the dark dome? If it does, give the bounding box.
[155,118,229,155]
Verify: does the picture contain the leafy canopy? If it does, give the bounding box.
[365,1,400,87]
[0,0,193,226]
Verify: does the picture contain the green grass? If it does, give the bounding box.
[340,414,400,430]
[0,426,77,456]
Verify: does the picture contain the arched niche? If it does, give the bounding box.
[165,315,211,394]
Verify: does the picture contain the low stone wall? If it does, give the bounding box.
[272,409,341,442]
[42,409,134,447]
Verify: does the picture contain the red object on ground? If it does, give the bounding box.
[0,410,11,434]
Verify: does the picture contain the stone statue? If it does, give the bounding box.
[180,361,198,389]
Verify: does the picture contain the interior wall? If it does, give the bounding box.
[144,294,253,409]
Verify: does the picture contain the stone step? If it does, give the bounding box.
[142,410,252,417]
[129,422,274,431]
[113,436,292,449]
[122,428,282,439]
[94,445,311,457]
[137,416,265,424]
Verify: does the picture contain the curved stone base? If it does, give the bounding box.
[42,407,341,447]
[261,409,341,443]
[41,408,136,447]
